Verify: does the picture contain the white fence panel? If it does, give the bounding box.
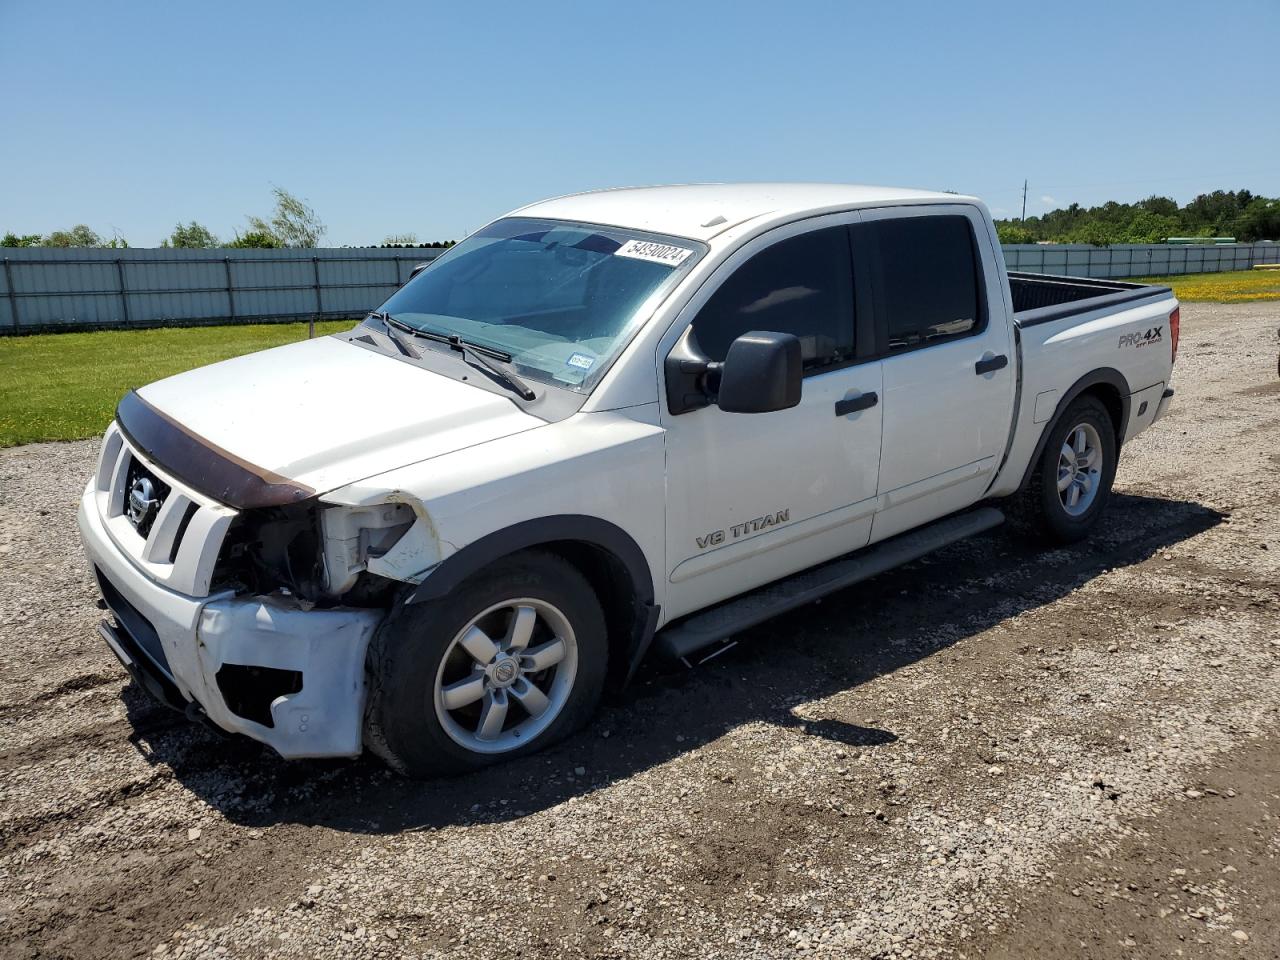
[2,242,1277,333]
[1000,242,1275,279]
[0,247,444,333]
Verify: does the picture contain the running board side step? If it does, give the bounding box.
[654,507,1005,662]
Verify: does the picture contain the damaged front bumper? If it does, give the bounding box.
[79,486,383,758]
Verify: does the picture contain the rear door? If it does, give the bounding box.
[659,215,883,621]
[859,205,1016,541]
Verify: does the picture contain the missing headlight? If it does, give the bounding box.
[213,500,326,601]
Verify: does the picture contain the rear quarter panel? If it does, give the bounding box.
[990,293,1178,498]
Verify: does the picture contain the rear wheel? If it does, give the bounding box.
[1009,395,1117,544]
[365,550,608,777]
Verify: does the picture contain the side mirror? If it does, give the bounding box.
[716,331,802,414]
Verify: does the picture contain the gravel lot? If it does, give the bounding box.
[1,302,1278,960]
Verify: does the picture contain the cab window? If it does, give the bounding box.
[870,215,984,351]
[691,226,855,371]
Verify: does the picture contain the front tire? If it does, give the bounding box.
[365,550,608,777]
[1009,395,1118,544]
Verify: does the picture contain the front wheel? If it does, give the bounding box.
[1009,395,1118,544]
[365,550,608,777]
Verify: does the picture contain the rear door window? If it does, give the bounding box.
[692,226,854,372]
[870,215,984,352]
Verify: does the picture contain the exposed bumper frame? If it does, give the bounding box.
[79,485,384,759]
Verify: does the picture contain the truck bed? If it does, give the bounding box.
[1010,272,1173,327]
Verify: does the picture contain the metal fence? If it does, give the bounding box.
[1,241,1277,335]
[0,246,444,334]
[1001,241,1280,279]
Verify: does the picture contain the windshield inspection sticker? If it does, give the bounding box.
[566,352,596,371]
[615,239,693,267]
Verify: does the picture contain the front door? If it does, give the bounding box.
[659,217,884,622]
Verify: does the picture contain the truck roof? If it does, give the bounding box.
[513,182,976,242]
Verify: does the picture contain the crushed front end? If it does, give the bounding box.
[78,419,420,759]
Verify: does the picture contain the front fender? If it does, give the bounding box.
[408,514,654,606]
[408,515,659,687]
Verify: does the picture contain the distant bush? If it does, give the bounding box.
[1064,222,1121,247]
[1239,198,1280,243]
[996,225,1036,244]
[3,227,125,247]
[245,187,326,248]
[377,240,457,248]
[1119,211,1183,244]
[226,230,282,249]
[164,221,219,248]
[44,224,103,247]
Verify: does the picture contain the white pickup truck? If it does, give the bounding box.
[79,184,1179,776]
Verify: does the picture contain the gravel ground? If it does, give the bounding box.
[1,302,1278,960]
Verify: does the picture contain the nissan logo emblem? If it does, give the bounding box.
[126,476,159,530]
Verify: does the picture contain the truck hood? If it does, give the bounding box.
[133,335,543,497]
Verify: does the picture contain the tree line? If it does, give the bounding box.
[2,186,453,250]
[15,184,1274,250]
[996,190,1280,245]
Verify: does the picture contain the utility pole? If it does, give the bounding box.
[1021,180,1028,223]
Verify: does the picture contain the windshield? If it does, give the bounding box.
[377,217,703,392]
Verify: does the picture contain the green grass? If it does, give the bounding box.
[0,321,352,447]
[1130,268,1280,303]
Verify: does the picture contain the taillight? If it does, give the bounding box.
[1169,306,1180,363]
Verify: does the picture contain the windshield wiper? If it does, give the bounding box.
[367,311,420,359]
[446,335,536,401]
[368,312,536,401]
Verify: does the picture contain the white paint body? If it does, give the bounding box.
[78,183,1178,758]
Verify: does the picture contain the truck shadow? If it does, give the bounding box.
[121,492,1223,834]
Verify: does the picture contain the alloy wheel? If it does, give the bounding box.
[1056,422,1103,517]
[432,598,578,754]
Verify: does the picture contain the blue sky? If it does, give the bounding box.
[2,0,1277,246]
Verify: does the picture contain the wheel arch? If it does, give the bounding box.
[408,515,659,689]
[1017,367,1130,493]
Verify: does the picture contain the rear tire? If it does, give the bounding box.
[365,550,608,778]
[1008,395,1117,544]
